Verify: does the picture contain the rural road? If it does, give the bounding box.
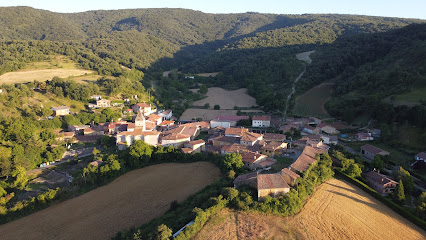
[284,50,315,118]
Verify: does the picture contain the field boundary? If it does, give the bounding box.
[335,169,426,230]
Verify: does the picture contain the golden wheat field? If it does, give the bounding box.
[0,162,221,240]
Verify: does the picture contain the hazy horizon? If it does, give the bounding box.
[0,0,425,20]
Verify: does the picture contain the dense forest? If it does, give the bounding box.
[298,23,426,126]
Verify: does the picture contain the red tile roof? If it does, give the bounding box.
[365,171,397,185]
[241,151,267,164]
[221,143,248,153]
[252,115,271,121]
[188,139,205,146]
[257,173,289,190]
[281,168,300,180]
[257,159,276,168]
[241,132,262,142]
[213,135,239,144]
[233,172,258,186]
[117,129,160,136]
[162,133,191,140]
[181,148,194,154]
[263,133,286,141]
[361,144,389,155]
[135,103,151,108]
[225,127,248,136]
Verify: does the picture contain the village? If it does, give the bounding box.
[47,97,426,202]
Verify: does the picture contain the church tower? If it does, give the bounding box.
[135,110,146,131]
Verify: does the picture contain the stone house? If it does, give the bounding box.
[280,168,300,186]
[252,115,271,128]
[257,173,290,200]
[365,171,398,196]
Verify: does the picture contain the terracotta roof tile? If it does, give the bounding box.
[361,144,389,155]
[257,173,289,190]
[281,168,300,180]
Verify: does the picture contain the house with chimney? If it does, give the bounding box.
[365,171,398,196]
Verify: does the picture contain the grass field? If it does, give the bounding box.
[0,162,221,240]
[194,179,426,240]
[393,86,426,105]
[293,82,333,118]
[0,55,97,84]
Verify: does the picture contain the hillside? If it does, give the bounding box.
[193,179,426,240]
[297,23,426,126]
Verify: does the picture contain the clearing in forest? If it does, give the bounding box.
[293,82,333,117]
[0,162,221,240]
[0,55,96,84]
[192,87,257,109]
[194,178,426,240]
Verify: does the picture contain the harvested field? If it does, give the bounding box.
[194,209,305,240]
[0,162,221,240]
[180,109,238,121]
[0,69,94,84]
[195,178,426,240]
[294,82,333,118]
[293,178,425,239]
[180,108,264,121]
[192,87,257,109]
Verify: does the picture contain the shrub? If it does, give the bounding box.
[214,105,220,110]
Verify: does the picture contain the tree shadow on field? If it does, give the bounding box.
[326,190,377,209]
[324,182,361,195]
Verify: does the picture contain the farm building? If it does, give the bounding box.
[321,135,338,145]
[280,168,300,186]
[360,144,389,160]
[290,146,327,173]
[210,116,249,128]
[257,173,290,200]
[241,151,274,170]
[233,172,258,189]
[303,125,320,135]
[252,115,271,128]
[365,171,398,196]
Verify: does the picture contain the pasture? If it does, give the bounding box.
[293,82,333,118]
[0,162,221,240]
[194,179,426,240]
[0,55,96,84]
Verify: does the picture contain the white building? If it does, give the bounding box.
[252,116,271,128]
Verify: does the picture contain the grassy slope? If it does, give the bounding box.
[293,82,333,117]
[0,55,98,85]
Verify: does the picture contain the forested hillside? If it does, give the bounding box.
[0,7,425,117]
[298,23,426,126]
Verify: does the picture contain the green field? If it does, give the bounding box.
[293,82,333,118]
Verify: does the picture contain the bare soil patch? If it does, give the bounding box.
[0,162,221,240]
[180,109,238,121]
[0,69,94,84]
[195,178,425,240]
[196,72,219,77]
[296,51,315,64]
[192,87,257,109]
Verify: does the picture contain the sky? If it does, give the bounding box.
[0,0,425,19]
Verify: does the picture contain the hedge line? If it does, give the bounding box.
[335,169,426,231]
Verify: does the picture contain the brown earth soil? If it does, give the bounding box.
[194,178,426,240]
[192,87,257,109]
[0,162,221,240]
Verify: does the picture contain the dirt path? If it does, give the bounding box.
[284,51,315,119]
[0,162,221,240]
